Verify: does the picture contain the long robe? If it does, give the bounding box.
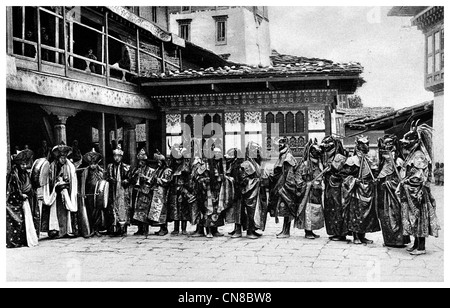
[241,158,269,231]
[295,159,325,231]
[323,152,347,237]
[41,160,78,238]
[189,161,208,226]
[376,153,410,246]
[147,165,172,225]
[224,158,246,228]
[79,166,105,235]
[168,160,191,222]
[270,150,300,220]
[396,149,440,238]
[6,167,40,248]
[204,159,229,228]
[131,165,155,224]
[105,162,131,231]
[342,153,380,234]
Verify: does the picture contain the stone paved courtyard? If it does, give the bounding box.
[6,186,444,282]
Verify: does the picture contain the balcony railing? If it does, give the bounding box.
[7,6,181,91]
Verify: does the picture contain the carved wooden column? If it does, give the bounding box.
[121,116,142,168]
[41,106,78,145]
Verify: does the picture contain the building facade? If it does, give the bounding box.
[388,6,444,163]
[140,52,364,159]
[6,6,185,171]
[168,6,271,66]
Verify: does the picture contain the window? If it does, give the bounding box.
[213,16,228,45]
[426,27,444,76]
[152,7,157,23]
[177,19,191,41]
[181,6,191,12]
[125,6,139,16]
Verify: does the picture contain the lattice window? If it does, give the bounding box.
[276,112,285,134]
[286,112,294,134]
[295,111,305,133]
[266,112,274,135]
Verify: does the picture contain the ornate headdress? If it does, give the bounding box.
[52,142,72,158]
[113,144,124,156]
[12,149,33,165]
[83,148,102,164]
[137,148,148,161]
[400,120,433,162]
[154,150,165,161]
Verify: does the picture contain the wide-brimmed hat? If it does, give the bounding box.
[83,148,102,164]
[12,149,33,165]
[52,142,72,158]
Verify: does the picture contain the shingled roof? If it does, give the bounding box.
[140,49,364,81]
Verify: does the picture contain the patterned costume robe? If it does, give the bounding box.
[79,166,105,236]
[168,160,192,222]
[6,167,40,248]
[342,153,380,234]
[224,157,245,228]
[396,149,440,238]
[269,150,300,220]
[376,153,410,247]
[105,162,131,231]
[41,160,78,238]
[295,159,325,231]
[147,165,173,225]
[323,152,348,237]
[189,160,209,226]
[131,165,155,224]
[204,159,228,228]
[241,158,269,231]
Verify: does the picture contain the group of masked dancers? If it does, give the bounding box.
[6,121,439,256]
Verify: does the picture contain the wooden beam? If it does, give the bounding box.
[141,74,360,87]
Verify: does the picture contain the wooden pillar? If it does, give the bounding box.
[105,12,110,86]
[6,102,11,173]
[21,7,25,56]
[37,7,42,71]
[63,6,68,76]
[122,116,141,168]
[55,12,60,64]
[6,7,13,54]
[100,112,107,170]
[41,106,78,145]
[54,115,68,145]
[161,112,166,156]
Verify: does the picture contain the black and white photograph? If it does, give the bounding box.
[1,2,447,288]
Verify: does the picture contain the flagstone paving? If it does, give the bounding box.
[6,186,444,283]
